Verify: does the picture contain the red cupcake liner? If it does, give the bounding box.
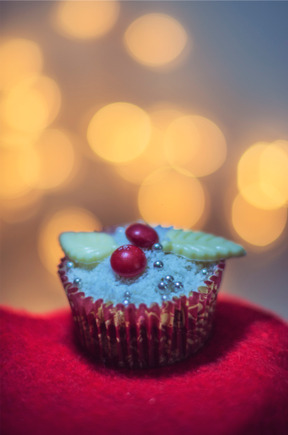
[58,258,225,368]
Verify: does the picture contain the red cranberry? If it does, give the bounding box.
[125,223,159,248]
[110,245,147,277]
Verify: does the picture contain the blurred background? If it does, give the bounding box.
[1,1,288,318]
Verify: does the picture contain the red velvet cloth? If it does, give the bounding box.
[1,296,288,435]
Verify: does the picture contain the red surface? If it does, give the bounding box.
[1,296,288,435]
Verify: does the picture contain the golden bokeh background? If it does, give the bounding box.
[1,1,288,318]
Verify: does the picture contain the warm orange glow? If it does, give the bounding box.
[1,75,61,133]
[124,13,188,68]
[0,147,39,199]
[149,105,184,130]
[32,129,75,190]
[274,139,288,154]
[138,168,206,228]
[115,126,166,184]
[238,141,288,210]
[259,141,288,207]
[0,38,43,91]
[53,1,120,39]
[0,129,37,149]
[164,115,227,177]
[38,207,102,274]
[115,106,185,184]
[87,102,151,163]
[1,190,43,223]
[232,194,287,247]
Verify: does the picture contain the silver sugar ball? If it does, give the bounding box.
[66,261,74,269]
[162,295,168,302]
[73,278,81,286]
[154,260,164,269]
[158,281,167,291]
[202,268,208,275]
[174,281,184,290]
[164,275,174,283]
[123,299,130,306]
[124,290,131,298]
[152,243,163,251]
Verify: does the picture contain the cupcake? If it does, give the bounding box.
[58,223,245,368]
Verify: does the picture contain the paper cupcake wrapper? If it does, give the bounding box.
[58,259,225,368]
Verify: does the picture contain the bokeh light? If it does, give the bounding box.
[164,115,227,177]
[32,129,76,190]
[0,147,39,199]
[87,102,151,163]
[115,106,184,184]
[259,141,288,208]
[115,126,165,184]
[0,129,37,149]
[232,193,287,247]
[38,207,102,274]
[274,139,288,154]
[1,75,61,133]
[138,167,206,228]
[1,190,43,223]
[124,13,188,68]
[238,141,288,210]
[149,105,184,130]
[0,38,43,91]
[53,0,120,40]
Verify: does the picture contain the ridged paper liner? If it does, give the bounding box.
[58,258,225,368]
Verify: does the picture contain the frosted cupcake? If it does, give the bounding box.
[58,223,245,368]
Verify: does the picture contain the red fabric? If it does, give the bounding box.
[1,296,288,435]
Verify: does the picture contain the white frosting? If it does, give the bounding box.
[66,226,217,307]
